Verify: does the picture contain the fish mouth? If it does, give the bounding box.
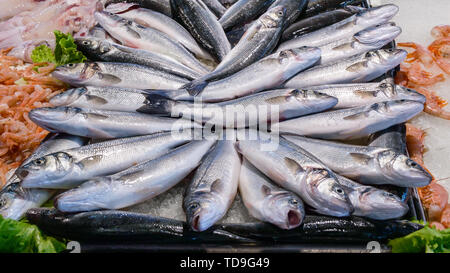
[287,210,302,228]
[192,215,201,232]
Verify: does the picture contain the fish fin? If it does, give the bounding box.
[85,113,109,120]
[265,96,288,104]
[331,42,355,51]
[353,90,377,98]
[349,153,373,165]
[113,44,135,54]
[284,157,304,175]
[342,111,368,120]
[345,61,369,72]
[210,179,223,193]
[126,27,141,39]
[137,93,174,115]
[87,127,114,139]
[336,20,356,31]
[261,185,272,196]
[98,73,122,84]
[183,80,209,96]
[77,155,104,168]
[85,94,108,105]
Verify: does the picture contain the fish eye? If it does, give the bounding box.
[277,11,284,16]
[407,160,419,168]
[335,188,345,195]
[288,199,299,205]
[34,158,46,166]
[82,41,90,46]
[67,63,76,68]
[189,203,199,211]
[383,192,396,198]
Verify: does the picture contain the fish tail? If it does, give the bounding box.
[137,93,175,115]
[183,80,209,96]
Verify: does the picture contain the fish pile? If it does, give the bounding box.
[0,1,433,234]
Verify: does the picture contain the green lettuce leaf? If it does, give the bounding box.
[30,31,86,67]
[388,225,450,253]
[0,216,66,253]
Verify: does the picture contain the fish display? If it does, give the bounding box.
[1,0,430,246]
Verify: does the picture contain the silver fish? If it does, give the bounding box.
[283,49,407,89]
[18,133,191,190]
[142,89,337,128]
[171,0,231,61]
[0,134,87,220]
[185,5,287,95]
[103,0,172,17]
[105,7,214,61]
[272,100,424,140]
[52,62,189,90]
[239,159,305,229]
[75,38,202,80]
[318,23,401,65]
[153,47,322,103]
[94,11,209,74]
[54,140,216,212]
[184,140,241,231]
[307,79,426,109]
[202,0,227,17]
[236,135,353,217]
[269,0,308,28]
[219,0,276,31]
[50,86,157,113]
[28,106,201,139]
[277,4,399,51]
[337,175,409,220]
[281,135,432,187]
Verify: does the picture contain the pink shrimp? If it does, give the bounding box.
[398,42,435,68]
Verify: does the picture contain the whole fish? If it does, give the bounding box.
[281,135,432,187]
[236,136,353,217]
[318,23,402,65]
[219,0,276,31]
[269,0,308,28]
[0,134,87,220]
[282,6,363,42]
[171,0,231,61]
[307,79,426,109]
[239,159,305,229]
[302,0,363,18]
[26,208,422,243]
[50,86,160,113]
[103,0,172,17]
[185,6,287,95]
[105,7,213,61]
[368,124,408,155]
[94,11,209,74]
[54,140,216,212]
[283,49,407,88]
[184,140,241,232]
[153,47,322,103]
[18,133,191,190]
[52,62,189,90]
[29,106,201,139]
[277,4,399,51]
[272,100,424,140]
[75,38,202,80]
[337,175,409,220]
[142,89,338,128]
[202,0,227,17]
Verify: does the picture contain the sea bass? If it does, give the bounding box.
[54,140,216,212]
[277,4,399,51]
[281,135,432,187]
[75,37,202,80]
[219,0,275,32]
[153,47,322,103]
[52,62,189,90]
[29,106,201,139]
[171,0,231,61]
[283,49,407,88]
[236,136,353,217]
[272,100,424,140]
[0,134,87,220]
[18,133,191,190]
[184,140,241,232]
[239,159,305,229]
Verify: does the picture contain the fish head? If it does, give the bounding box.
[365,49,407,70]
[75,37,113,58]
[357,188,409,219]
[50,87,88,106]
[95,11,130,29]
[29,107,84,131]
[357,4,399,25]
[0,183,27,220]
[273,47,321,75]
[184,191,225,232]
[263,191,305,229]
[52,62,99,86]
[17,152,75,188]
[304,169,353,217]
[354,23,401,47]
[394,85,427,104]
[376,150,432,187]
[288,89,338,109]
[260,6,287,29]
[368,99,424,120]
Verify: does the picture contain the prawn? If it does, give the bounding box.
[428,37,450,74]
[404,62,445,86]
[398,42,435,67]
[414,86,450,120]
